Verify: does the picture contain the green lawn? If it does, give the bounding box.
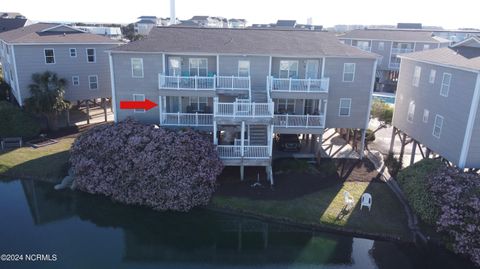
[0,138,74,181]
[212,181,411,240]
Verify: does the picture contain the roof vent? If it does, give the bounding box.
[63,33,66,36]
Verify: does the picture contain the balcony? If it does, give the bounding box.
[217,145,270,159]
[391,48,414,54]
[214,98,274,120]
[389,62,400,69]
[158,74,250,92]
[159,112,213,127]
[273,114,325,128]
[269,77,329,93]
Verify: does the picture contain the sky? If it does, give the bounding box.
[3,0,479,29]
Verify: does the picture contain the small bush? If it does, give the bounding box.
[365,128,376,143]
[70,119,224,212]
[385,152,402,177]
[0,101,41,139]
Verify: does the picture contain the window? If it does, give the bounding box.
[189,58,207,76]
[407,101,415,122]
[423,109,429,123]
[69,48,77,57]
[131,58,144,78]
[88,75,98,90]
[339,98,351,116]
[238,60,250,77]
[72,76,80,86]
[342,63,355,82]
[440,73,452,97]
[44,49,55,64]
[423,44,430,50]
[133,94,145,113]
[378,42,385,51]
[433,114,444,138]
[412,66,421,87]
[86,48,96,63]
[168,57,181,76]
[189,96,208,111]
[356,40,370,51]
[279,60,298,78]
[429,69,436,84]
[276,99,295,113]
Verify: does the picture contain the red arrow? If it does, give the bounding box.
[120,99,158,111]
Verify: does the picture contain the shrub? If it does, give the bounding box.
[70,119,224,212]
[365,128,376,143]
[396,159,441,225]
[385,152,402,177]
[0,101,41,139]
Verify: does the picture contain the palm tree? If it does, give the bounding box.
[24,71,70,130]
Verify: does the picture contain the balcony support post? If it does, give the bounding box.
[213,121,218,145]
[241,121,245,157]
[289,78,292,92]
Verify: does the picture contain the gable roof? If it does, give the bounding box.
[0,17,28,33]
[111,27,378,58]
[399,46,480,71]
[339,29,451,43]
[0,23,122,44]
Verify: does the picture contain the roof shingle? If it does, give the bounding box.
[399,46,480,71]
[339,29,451,43]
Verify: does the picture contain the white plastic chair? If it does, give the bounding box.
[344,191,354,210]
[360,193,372,211]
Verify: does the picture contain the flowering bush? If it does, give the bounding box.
[430,166,480,266]
[70,119,223,212]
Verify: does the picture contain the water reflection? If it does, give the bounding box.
[0,180,475,269]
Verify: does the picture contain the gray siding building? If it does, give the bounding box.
[392,36,480,168]
[108,27,378,181]
[0,23,122,105]
[338,29,450,92]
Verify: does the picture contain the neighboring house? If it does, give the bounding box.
[251,20,323,31]
[338,29,451,92]
[0,23,122,106]
[134,16,160,35]
[391,36,480,169]
[0,13,31,33]
[73,26,123,40]
[188,16,226,28]
[107,27,378,181]
[228,19,247,29]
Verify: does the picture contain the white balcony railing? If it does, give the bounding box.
[159,74,216,90]
[216,76,250,91]
[389,62,400,69]
[160,112,213,126]
[214,99,274,118]
[217,145,270,159]
[273,114,325,128]
[391,48,414,54]
[270,77,329,93]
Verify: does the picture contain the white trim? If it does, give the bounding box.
[440,72,452,97]
[131,58,144,78]
[10,45,22,106]
[88,75,99,90]
[188,58,208,76]
[162,53,166,74]
[423,109,429,123]
[339,37,448,45]
[432,114,444,139]
[279,60,299,78]
[429,69,436,84]
[321,57,326,78]
[268,56,272,76]
[237,60,250,77]
[364,60,378,129]
[44,48,55,64]
[412,66,421,87]
[216,55,220,76]
[407,100,415,123]
[133,94,146,113]
[86,48,96,63]
[40,24,86,33]
[338,98,352,117]
[451,36,480,48]
[69,48,77,58]
[71,75,80,86]
[108,53,117,122]
[342,63,355,82]
[458,73,480,168]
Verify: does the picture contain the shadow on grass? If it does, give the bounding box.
[1,151,70,181]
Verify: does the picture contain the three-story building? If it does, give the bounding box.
[338,29,450,92]
[391,36,480,169]
[108,27,378,182]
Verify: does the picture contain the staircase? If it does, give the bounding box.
[249,125,268,145]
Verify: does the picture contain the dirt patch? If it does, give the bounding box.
[215,158,382,200]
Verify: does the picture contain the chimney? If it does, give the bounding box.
[169,0,176,25]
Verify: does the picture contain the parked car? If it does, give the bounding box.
[276,134,301,151]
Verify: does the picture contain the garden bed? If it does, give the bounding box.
[27,137,58,148]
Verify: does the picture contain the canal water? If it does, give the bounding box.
[0,179,476,269]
